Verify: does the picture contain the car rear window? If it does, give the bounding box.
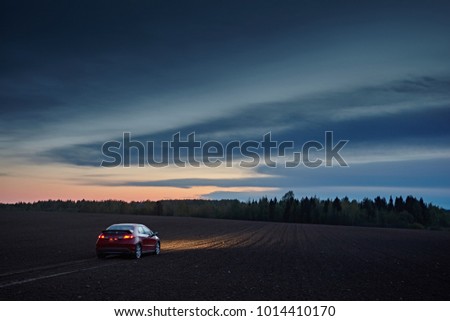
[107,225,134,231]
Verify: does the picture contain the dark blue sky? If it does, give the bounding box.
[1,0,450,206]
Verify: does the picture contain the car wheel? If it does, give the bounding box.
[97,252,106,259]
[154,242,160,255]
[134,243,142,259]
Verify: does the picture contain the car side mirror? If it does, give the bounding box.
[153,231,159,236]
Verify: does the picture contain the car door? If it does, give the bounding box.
[137,226,150,252]
[142,226,157,252]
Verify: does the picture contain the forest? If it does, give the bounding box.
[2,192,449,230]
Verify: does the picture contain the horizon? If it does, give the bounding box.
[1,194,448,212]
[1,0,450,208]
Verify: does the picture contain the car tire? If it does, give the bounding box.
[154,242,160,255]
[134,243,142,259]
[97,252,106,259]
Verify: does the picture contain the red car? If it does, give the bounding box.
[96,223,160,259]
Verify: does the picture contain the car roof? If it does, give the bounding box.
[110,223,142,226]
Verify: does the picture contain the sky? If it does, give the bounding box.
[1,0,450,208]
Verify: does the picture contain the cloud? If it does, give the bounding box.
[79,156,450,196]
[201,190,281,201]
[37,143,104,167]
[35,74,450,169]
[99,177,277,189]
[343,145,450,165]
[388,76,450,94]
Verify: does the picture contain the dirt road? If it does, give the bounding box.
[1,211,449,300]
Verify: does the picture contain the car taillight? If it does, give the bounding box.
[123,235,134,239]
[98,234,105,239]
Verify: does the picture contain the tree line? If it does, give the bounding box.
[1,192,449,230]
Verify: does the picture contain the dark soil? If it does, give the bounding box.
[1,211,449,300]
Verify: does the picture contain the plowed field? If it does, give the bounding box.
[1,211,449,300]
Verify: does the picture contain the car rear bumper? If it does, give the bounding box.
[96,248,133,255]
[96,242,137,255]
